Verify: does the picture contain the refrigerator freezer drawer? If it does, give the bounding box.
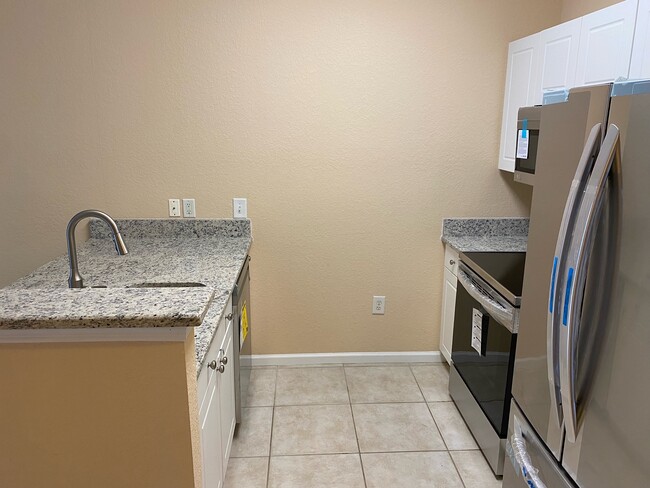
[503,401,576,488]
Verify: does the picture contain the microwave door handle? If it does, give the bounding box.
[547,123,602,429]
[560,125,621,443]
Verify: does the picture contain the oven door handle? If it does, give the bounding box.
[547,123,602,430]
[457,265,517,333]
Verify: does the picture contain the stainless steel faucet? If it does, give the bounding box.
[66,210,128,288]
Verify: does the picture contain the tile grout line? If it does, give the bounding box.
[408,364,468,487]
[271,400,439,407]
[409,364,452,452]
[264,367,278,488]
[243,448,454,457]
[448,451,469,488]
[343,365,368,488]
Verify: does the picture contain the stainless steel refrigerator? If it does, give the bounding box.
[503,79,650,488]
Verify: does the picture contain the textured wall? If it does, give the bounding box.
[0,0,562,354]
[561,0,619,21]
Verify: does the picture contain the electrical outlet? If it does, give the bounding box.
[168,199,181,217]
[372,296,386,315]
[182,198,196,218]
[233,198,247,219]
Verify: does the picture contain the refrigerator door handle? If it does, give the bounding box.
[559,124,621,443]
[547,123,602,429]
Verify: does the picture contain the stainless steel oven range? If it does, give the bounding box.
[449,251,526,476]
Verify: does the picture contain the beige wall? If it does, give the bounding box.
[0,337,199,488]
[561,0,620,21]
[0,0,562,354]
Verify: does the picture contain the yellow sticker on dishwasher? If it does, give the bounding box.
[241,302,249,344]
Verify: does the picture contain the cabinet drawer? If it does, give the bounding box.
[444,246,459,276]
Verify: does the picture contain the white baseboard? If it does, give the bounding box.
[248,351,442,367]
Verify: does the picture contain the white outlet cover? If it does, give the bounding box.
[233,198,247,219]
[182,198,196,218]
[372,296,386,315]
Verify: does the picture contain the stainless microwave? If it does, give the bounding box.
[513,105,541,186]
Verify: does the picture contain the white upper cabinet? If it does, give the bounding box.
[533,18,582,105]
[575,0,638,85]
[499,33,540,172]
[499,0,642,173]
[630,0,650,77]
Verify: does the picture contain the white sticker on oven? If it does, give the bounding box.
[471,308,483,354]
[516,130,529,159]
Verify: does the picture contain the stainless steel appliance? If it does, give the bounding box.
[504,79,650,487]
[514,106,541,186]
[450,251,526,475]
[233,255,251,424]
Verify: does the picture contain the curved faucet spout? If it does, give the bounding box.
[66,210,128,288]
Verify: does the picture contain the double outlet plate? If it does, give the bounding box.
[168,199,195,217]
[168,198,248,219]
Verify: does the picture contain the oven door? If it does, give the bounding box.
[451,262,518,437]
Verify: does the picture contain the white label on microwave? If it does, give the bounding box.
[471,308,483,354]
[516,130,529,159]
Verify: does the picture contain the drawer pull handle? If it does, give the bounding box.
[226,313,233,321]
[449,259,456,265]
[208,360,218,370]
[219,349,227,373]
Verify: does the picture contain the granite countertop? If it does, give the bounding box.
[441,218,528,252]
[1,219,252,375]
[0,287,215,329]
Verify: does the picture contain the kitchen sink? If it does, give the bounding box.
[127,282,206,288]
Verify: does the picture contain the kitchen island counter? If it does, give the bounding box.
[1,218,252,374]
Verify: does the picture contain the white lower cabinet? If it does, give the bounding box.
[199,370,224,488]
[439,247,459,365]
[198,297,235,488]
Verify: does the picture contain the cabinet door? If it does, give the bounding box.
[499,33,540,172]
[534,18,582,105]
[439,266,458,365]
[630,0,650,78]
[575,0,637,86]
[218,317,236,470]
[200,368,223,488]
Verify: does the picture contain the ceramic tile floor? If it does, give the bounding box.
[225,363,502,488]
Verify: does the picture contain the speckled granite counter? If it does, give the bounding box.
[441,218,528,252]
[0,287,215,329]
[1,219,252,375]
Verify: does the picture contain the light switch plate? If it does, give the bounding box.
[182,198,196,218]
[233,198,247,219]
